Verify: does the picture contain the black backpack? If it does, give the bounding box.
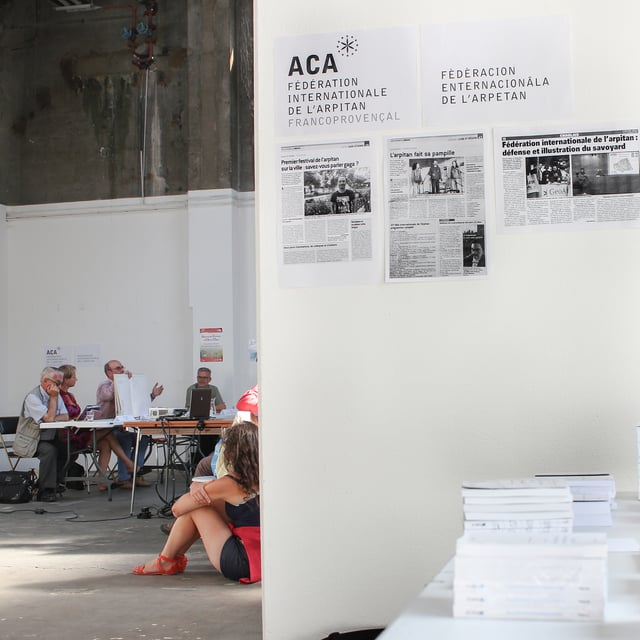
[0,470,36,503]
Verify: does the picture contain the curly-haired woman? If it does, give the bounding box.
[132,420,260,583]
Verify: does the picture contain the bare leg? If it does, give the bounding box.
[188,507,233,571]
[96,431,135,474]
[135,506,232,574]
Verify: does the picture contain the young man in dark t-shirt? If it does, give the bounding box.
[330,176,356,213]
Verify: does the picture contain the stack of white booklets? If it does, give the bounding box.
[462,478,574,533]
[535,473,616,527]
[453,531,608,621]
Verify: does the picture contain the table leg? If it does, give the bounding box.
[129,427,140,515]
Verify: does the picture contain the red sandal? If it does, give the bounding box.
[175,554,188,572]
[132,554,184,575]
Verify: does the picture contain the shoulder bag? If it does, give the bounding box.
[12,415,41,458]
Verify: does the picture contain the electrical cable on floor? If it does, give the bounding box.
[133,499,182,520]
[0,506,135,523]
[63,512,135,523]
[133,504,169,519]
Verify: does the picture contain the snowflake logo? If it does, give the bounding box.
[336,35,359,57]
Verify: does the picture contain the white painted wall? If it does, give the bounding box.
[2,191,256,416]
[255,1,640,638]
[230,192,259,398]
[188,190,258,406]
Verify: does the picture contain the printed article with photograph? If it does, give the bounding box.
[495,123,640,232]
[385,132,487,281]
[279,139,377,288]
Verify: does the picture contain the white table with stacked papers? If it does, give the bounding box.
[378,494,640,639]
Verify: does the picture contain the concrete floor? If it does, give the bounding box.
[0,475,262,640]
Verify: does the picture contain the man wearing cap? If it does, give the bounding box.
[209,384,258,479]
[160,385,258,535]
[234,384,258,421]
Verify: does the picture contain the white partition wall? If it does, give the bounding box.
[255,1,640,638]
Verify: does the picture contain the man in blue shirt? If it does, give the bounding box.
[21,367,69,502]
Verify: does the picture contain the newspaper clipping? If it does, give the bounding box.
[495,124,640,232]
[279,139,376,287]
[385,132,487,281]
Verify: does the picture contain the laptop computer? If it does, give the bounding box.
[188,387,212,420]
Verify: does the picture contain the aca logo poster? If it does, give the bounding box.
[275,27,419,137]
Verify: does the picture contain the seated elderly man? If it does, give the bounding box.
[185,367,227,464]
[184,367,226,414]
[19,367,69,502]
[95,358,163,489]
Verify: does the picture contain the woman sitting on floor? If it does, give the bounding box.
[132,419,260,583]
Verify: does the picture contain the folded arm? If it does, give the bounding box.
[172,476,241,517]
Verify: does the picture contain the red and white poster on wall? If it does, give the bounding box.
[200,327,223,362]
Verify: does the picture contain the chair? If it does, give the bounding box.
[58,428,115,498]
[0,416,25,471]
